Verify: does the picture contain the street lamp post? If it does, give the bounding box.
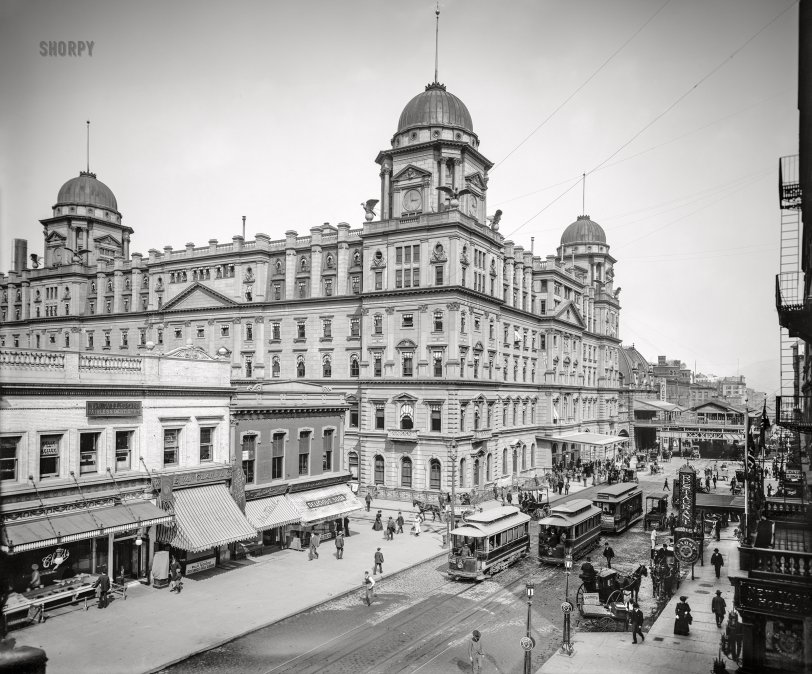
[448,438,458,556]
[561,549,574,655]
[524,580,535,674]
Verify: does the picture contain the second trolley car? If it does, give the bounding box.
[448,506,531,580]
[592,482,643,533]
[538,498,602,564]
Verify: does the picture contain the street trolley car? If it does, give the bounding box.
[448,506,531,580]
[592,483,643,533]
[538,499,602,565]
[643,492,669,531]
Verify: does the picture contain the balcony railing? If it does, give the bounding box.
[764,498,810,523]
[387,428,419,442]
[472,428,492,441]
[776,272,808,312]
[776,396,812,430]
[739,546,812,583]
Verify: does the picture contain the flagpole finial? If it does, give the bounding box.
[86,120,90,173]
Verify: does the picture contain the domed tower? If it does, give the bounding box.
[41,170,132,268]
[375,82,492,221]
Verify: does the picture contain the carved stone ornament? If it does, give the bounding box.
[418,304,428,313]
[254,316,264,324]
[490,260,497,277]
[431,243,447,263]
[371,250,386,269]
[385,307,395,315]
[446,302,459,311]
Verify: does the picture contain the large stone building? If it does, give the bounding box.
[0,78,627,495]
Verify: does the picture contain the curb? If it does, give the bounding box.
[147,547,450,674]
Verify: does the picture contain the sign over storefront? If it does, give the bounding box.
[305,493,347,509]
[86,401,142,417]
[678,465,696,529]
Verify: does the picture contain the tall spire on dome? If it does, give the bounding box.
[86,120,91,174]
[434,1,440,84]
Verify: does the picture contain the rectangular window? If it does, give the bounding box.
[242,435,256,484]
[242,458,255,484]
[433,350,443,377]
[298,431,311,475]
[245,323,253,341]
[322,318,332,338]
[375,404,385,430]
[412,268,420,287]
[374,354,382,377]
[157,329,163,344]
[395,269,403,288]
[272,322,281,340]
[120,331,129,348]
[1,436,20,481]
[199,427,213,462]
[433,311,443,332]
[79,432,99,475]
[115,431,132,471]
[39,434,61,479]
[323,429,333,471]
[87,332,94,349]
[324,278,333,296]
[374,315,382,335]
[435,266,443,285]
[220,324,230,338]
[174,327,183,339]
[402,353,413,377]
[273,283,281,300]
[375,272,382,290]
[396,247,403,264]
[349,405,359,428]
[402,313,413,328]
[163,429,179,467]
[272,432,285,479]
[412,245,420,263]
[196,326,205,338]
[297,321,306,339]
[430,406,442,432]
[298,281,306,298]
[351,276,360,294]
[350,317,360,337]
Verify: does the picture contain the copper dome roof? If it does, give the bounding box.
[56,171,118,211]
[560,215,606,245]
[397,82,474,134]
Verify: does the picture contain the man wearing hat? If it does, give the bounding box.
[710,547,724,579]
[630,601,645,643]
[603,541,615,569]
[711,590,727,627]
[469,630,484,673]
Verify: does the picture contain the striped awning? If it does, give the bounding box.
[157,484,257,553]
[1,500,172,554]
[245,496,301,531]
[286,484,363,525]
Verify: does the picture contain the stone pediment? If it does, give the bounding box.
[392,164,432,183]
[163,345,219,360]
[160,283,239,312]
[552,300,585,328]
[44,231,67,244]
[464,171,487,193]
[92,233,121,247]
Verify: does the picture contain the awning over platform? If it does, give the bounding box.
[157,484,257,553]
[545,432,629,446]
[2,500,172,554]
[246,496,301,531]
[695,493,746,513]
[286,484,363,525]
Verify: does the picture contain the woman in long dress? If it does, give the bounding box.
[372,510,383,531]
[674,595,692,635]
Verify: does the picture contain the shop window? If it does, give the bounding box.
[348,451,359,480]
[1,436,20,481]
[401,457,412,488]
[374,455,385,485]
[272,432,285,479]
[199,427,213,462]
[115,431,132,471]
[163,429,180,467]
[298,430,311,475]
[323,429,334,471]
[39,435,61,479]
[374,404,385,430]
[80,432,100,475]
[429,459,441,490]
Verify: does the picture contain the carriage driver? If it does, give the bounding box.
[579,557,597,592]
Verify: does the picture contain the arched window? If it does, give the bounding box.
[512,449,518,474]
[374,455,385,485]
[530,443,536,467]
[459,458,466,488]
[474,406,480,430]
[522,445,527,470]
[326,254,334,268]
[400,403,414,430]
[272,356,280,378]
[64,333,70,348]
[486,453,492,481]
[349,354,360,377]
[296,355,305,378]
[300,257,308,272]
[401,457,412,488]
[322,354,332,378]
[429,459,441,490]
[473,458,480,487]
[348,451,359,480]
[502,448,508,474]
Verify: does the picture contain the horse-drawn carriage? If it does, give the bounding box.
[518,492,550,520]
[643,492,669,532]
[574,565,647,631]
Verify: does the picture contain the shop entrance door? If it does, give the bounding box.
[113,536,143,582]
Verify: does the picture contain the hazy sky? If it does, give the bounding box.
[0,0,799,393]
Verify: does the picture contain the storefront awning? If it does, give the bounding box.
[157,484,257,553]
[1,500,172,554]
[695,493,746,513]
[246,496,301,531]
[286,484,363,525]
[545,432,629,446]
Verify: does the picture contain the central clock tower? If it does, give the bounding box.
[375,82,492,222]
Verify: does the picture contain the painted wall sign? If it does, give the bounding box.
[678,467,696,529]
[87,401,142,417]
[305,493,346,509]
[185,557,216,575]
[150,466,230,490]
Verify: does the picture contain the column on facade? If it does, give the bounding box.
[254,317,265,376]
[447,302,460,374]
[513,246,524,309]
[122,232,130,260]
[523,251,533,312]
[385,306,395,375]
[113,267,124,313]
[452,158,461,192]
[380,163,392,220]
[436,156,446,212]
[285,230,297,300]
[231,318,241,371]
[21,279,30,321]
[418,304,430,377]
[310,227,323,297]
[336,223,350,295]
[448,235,459,287]
[96,269,107,313]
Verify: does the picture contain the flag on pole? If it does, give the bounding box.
[758,400,770,452]
[746,416,758,475]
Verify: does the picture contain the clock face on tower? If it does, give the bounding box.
[468,195,479,216]
[402,189,422,212]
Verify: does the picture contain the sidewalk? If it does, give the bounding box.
[10,504,452,674]
[538,526,740,674]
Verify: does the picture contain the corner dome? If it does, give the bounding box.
[397,82,473,134]
[560,215,606,245]
[56,171,118,212]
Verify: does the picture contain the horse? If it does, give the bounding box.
[617,563,648,604]
[412,498,443,522]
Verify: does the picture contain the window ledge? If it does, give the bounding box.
[320,337,333,342]
[293,338,307,343]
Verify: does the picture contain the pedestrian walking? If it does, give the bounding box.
[335,531,345,559]
[728,611,742,658]
[712,475,717,490]
[365,491,372,512]
[363,570,375,606]
[411,512,422,536]
[506,490,513,505]
[710,547,724,579]
[714,518,722,542]
[564,479,570,495]
[372,510,383,531]
[603,542,615,569]
[343,516,350,537]
[711,590,727,628]
[630,602,645,643]
[663,477,670,491]
[650,525,658,560]
[93,565,111,608]
[169,556,183,594]
[767,483,773,497]
[557,479,564,495]
[469,630,484,674]
[373,547,384,575]
[674,596,692,636]
[396,511,404,534]
[308,531,320,560]
[386,516,396,540]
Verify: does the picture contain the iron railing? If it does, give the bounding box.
[776,396,812,429]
